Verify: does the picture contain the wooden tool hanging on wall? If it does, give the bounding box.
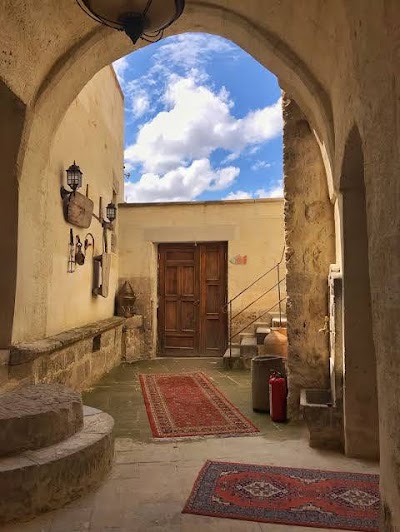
[93,253,111,298]
[61,184,94,228]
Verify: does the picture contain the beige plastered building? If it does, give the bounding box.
[119,199,286,357]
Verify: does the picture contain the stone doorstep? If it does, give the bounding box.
[0,408,114,524]
[9,317,125,366]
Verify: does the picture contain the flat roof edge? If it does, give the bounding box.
[118,198,284,208]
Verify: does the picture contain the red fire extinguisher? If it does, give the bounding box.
[269,371,287,422]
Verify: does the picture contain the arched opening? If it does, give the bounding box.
[10,4,336,344]
[2,1,398,527]
[340,125,379,459]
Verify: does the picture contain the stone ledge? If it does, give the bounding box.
[9,317,125,366]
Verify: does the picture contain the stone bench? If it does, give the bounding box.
[9,317,125,366]
[6,317,125,393]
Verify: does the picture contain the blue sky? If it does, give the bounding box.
[113,33,283,202]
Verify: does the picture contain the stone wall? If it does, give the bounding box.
[118,278,154,358]
[2,318,124,393]
[283,95,336,418]
[122,315,147,363]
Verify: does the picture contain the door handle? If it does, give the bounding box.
[193,299,200,306]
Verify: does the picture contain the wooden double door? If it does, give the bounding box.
[158,242,227,356]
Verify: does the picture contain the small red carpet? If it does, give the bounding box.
[183,461,380,531]
[139,372,259,439]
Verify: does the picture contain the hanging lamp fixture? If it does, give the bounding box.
[76,0,185,44]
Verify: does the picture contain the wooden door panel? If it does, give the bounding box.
[158,244,199,355]
[205,319,221,349]
[206,284,220,313]
[159,242,227,356]
[199,243,227,356]
[181,301,196,331]
[165,266,178,295]
[181,266,195,295]
[165,300,178,330]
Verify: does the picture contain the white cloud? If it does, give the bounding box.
[124,159,240,202]
[223,180,284,201]
[118,33,283,202]
[131,91,150,119]
[256,179,284,198]
[152,33,238,73]
[251,160,272,171]
[263,184,284,198]
[224,190,253,200]
[125,75,282,174]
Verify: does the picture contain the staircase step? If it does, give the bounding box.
[253,320,271,329]
[239,332,254,341]
[240,336,258,362]
[0,406,114,524]
[223,347,243,369]
[0,384,83,457]
[256,327,271,345]
[272,317,287,328]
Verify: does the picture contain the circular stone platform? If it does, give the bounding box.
[0,406,114,524]
[0,384,83,457]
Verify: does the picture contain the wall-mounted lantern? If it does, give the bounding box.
[76,0,185,44]
[106,202,117,223]
[61,161,94,228]
[65,161,83,193]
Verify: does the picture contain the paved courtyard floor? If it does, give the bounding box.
[2,358,379,532]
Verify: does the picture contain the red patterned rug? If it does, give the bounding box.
[183,461,380,531]
[139,372,259,439]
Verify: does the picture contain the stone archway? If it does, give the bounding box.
[9,2,338,345]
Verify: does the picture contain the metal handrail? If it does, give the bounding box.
[227,246,286,358]
[224,246,285,308]
[231,277,286,321]
[230,296,287,342]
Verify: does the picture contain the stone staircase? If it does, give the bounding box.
[223,312,287,369]
[0,384,114,524]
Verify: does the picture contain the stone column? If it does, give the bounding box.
[282,94,335,418]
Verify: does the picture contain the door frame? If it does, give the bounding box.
[157,241,228,357]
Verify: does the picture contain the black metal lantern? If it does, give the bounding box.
[76,0,185,44]
[66,161,83,193]
[106,202,117,222]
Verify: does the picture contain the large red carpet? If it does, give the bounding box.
[139,372,259,439]
[183,461,380,531]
